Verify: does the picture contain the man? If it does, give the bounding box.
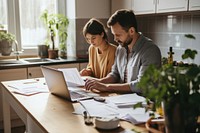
[85,9,161,93]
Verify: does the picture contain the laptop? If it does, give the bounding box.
[41,65,99,102]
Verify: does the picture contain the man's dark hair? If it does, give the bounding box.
[83,18,108,40]
[107,9,138,32]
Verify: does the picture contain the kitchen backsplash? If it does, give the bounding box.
[137,12,200,64]
[75,12,200,64]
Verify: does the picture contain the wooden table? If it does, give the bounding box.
[1,78,147,133]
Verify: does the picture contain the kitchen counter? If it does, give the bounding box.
[0,57,88,70]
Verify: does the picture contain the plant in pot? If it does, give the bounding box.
[137,35,200,133]
[40,10,69,59]
[0,31,16,56]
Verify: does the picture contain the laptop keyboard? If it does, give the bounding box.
[70,91,87,99]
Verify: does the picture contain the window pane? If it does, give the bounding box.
[19,0,57,47]
[0,0,7,30]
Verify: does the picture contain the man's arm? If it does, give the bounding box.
[85,78,132,93]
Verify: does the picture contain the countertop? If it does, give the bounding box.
[0,57,88,70]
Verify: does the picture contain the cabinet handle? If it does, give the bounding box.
[29,73,32,78]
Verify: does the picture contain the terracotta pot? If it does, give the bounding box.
[48,49,59,59]
[0,40,13,56]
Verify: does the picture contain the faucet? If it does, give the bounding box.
[14,40,20,60]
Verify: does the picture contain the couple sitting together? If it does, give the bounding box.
[80,9,161,94]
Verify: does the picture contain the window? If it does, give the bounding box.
[19,0,57,48]
[4,0,66,55]
[0,0,7,30]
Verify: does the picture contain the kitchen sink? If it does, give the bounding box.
[23,58,52,63]
[0,60,26,64]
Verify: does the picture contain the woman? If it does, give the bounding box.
[80,18,117,78]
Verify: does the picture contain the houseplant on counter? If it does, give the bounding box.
[137,35,200,133]
[0,31,16,56]
[40,10,69,59]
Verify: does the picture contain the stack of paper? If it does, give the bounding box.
[76,93,156,124]
[105,93,146,107]
[8,79,49,96]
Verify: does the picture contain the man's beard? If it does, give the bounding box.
[117,36,133,47]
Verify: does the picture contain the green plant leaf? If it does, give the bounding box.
[184,34,196,40]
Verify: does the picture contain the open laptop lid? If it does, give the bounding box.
[41,65,95,102]
[41,65,72,101]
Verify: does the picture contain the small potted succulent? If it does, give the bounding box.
[0,30,16,56]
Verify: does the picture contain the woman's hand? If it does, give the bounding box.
[80,68,92,76]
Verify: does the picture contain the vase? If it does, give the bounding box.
[0,40,13,56]
[163,100,198,133]
[38,45,49,58]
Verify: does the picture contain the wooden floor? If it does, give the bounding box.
[0,126,25,133]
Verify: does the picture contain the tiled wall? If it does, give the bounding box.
[75,12,200,65]
[137,12,200,64]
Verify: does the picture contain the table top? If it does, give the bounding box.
[1,78,147,133]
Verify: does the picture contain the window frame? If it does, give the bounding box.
[6,0,66,56]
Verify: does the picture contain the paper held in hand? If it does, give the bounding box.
[58,68,85,87]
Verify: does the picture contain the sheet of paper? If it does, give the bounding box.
[8,79,49,96]
[79,99,119,118]
[105,93,146,107]
[59,68,85,87]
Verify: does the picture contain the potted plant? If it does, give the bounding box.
[40,10,69,59]
[0,31,16,56]
[137,35,200,133]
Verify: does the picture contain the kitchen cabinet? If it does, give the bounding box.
[0,68,27,129]
[157,0,188,13]
[133,0,188,15]
[189,0,200,11]
[27,63,80,79]
[133,0,156,15]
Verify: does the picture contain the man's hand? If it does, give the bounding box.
[85,78,108,92]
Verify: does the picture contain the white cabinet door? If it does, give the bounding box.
[189,0,200,11]
[157,0,188,13]
[133,0,189,15]
[133,0,156,15]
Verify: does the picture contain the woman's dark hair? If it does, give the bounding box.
[83,18,108,40]
[107,9,138,32]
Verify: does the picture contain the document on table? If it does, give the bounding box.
[105,93,146,107]
[77,93,154,124]
[79,99,119,118]
[58,68,85,87]
[8,79,49,96]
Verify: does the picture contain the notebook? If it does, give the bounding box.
[41,65,99,102]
